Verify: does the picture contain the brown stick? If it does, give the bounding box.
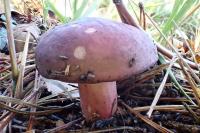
[113,0,139,28]
[3,0,19,80]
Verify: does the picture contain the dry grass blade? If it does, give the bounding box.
[0,95,72,109]
[120,101,173,133]
[120,64,170,96]
[113,0,139,28]
[183,102,200,123]
[134,82,173,87]
[38,94,59,103]
[163,121,200,132]
[3,0,18,81]
[159,54,196,105]
[179,60,200,106]
[147,56,178,117]
[182,2,200,23]
[143,6,200,71]
[115,0,198,71]
[33,71,39,91]
[27,70,39,131]
[87,126,144,133]
[0,90,37,131]
[173,20,200,80]
[44,117,83,133]
[195,28,200,52]
[133,105,198,112]
[135,63,169,83]
[129,95,192,102]
[145,13,199,87]
[15,32,30,98]
[0,102,74,115]
[157,43,198,69]
[1,0,200,132]
[129,0,199,70]
[0,72,11,81]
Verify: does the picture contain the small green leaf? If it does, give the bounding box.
[162,0,185,35]
[72,0,77,18]
[82,0,100,17]
[73,0,89,19]
[162,0,197,36]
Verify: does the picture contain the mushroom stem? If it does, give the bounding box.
[79,82,117,121]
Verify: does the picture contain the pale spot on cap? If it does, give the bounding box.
[74,46,86,60]
[85,28,96,34]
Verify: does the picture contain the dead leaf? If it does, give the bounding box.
[56,120,65,127]
[195,54,200,63]
[13,23,40,52]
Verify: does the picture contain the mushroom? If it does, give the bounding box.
[35,17,158,121]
